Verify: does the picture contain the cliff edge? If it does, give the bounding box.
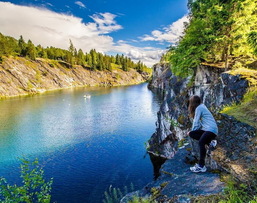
[148,63,256,183]
[123,63,256,202]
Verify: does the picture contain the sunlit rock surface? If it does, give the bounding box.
[0,57,150,97]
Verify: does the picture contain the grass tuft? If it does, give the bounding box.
[221,87,257,129]
[229,67,257,86]
[221,67,257,129]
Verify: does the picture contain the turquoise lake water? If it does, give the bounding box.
[0,83,162,203]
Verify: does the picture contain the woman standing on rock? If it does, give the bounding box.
[187,95,218,173]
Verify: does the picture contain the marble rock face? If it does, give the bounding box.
[148,63,256,183]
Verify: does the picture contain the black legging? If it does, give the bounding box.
[189,130,216,167]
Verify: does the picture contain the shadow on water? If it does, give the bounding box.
[147,87,167,180]
[149,153,167,180]
[149,87,166,105]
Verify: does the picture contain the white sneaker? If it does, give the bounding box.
[190,164,207,173]
[210,140,217,148]
[207,140,217,156]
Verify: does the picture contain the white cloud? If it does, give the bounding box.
[45,2,53,7]
[0,2,163,67]
[112,41,165,67]
[75,1,86,8]
[90,13,123,34]
[0,2,119,53]
[140,15,189,44]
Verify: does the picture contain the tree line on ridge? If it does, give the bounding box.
[0,33,149,73]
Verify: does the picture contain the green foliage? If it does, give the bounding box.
[229,68,257,86]
[103,183,134,203]
[128,196,156,203]
[0,158,53,203]
[170,17,211,76]
[35,71,42,84]
[77,49,85,66]
[160,51,172,63]
[219,176,256,203]
[66,39,75,67]
[18,35,26,57]
[0,33,148,73]
[26,81,34,91]
[0,33,19,58]
[168,0,257,77]
[248,32,257,55]
[103,183,159,203]
[26,40,36,60]
[221,68,257,128]
[36,45,48,59]
[160,182,168,188]
[221,87,257,128]
[178,138,186,148]
[249,197,257,203]
[115,54,121,65]
[192,175,257,202]
[135,61,148,73]
[103,186,123,203]
[165,116,179,128]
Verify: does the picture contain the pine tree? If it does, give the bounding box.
[0,33,149,73]
[25,40,36,60]
[68,39,75,56]
[0,33,19,58]
[97,53,104,71]
[46,47,54,59]
[136,61,143,73]
[18,35,27,57]
[85,53,92,67]
[115,54,121,65]
[110,55,116,63]
[0,33,8,60]
[77,49,85,65]
[67,40,75,67]
[107,60,112,71]
[42,49,48,58]
[90,49,97,70]
[122,57,129,71]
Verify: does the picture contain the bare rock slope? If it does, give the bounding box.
[0,57,149,97]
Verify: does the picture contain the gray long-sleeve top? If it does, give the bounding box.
[192,104,218,135]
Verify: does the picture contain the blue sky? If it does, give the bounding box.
[0,0,188,66]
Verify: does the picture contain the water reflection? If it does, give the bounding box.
[149,87,166,105]
[149,153,167,180]
[0,83,164,203]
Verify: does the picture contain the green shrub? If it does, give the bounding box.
[103,183,134,203]
[219,176,256,203]
[129,196,156,203]
[0,158,53,203]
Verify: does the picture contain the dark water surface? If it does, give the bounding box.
[0,83,162,203]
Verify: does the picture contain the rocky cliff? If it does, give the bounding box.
[0,56,149,98]
[148,63,256,183]
[122,63,257,202]
[148,63,172,91]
